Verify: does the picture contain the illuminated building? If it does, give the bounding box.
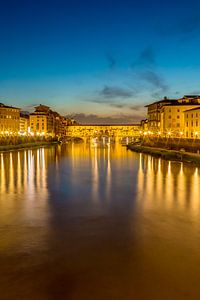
[30,104,56,136]
[19,113,30,135]
[145,97,176,132]
[0,103,20,135]
[160,96,200,136]
[144,95,200,137]
[184,107,200,138]
[29,104,75,137]
[140,119,148,131]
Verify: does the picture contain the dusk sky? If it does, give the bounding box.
[1,0,200,123]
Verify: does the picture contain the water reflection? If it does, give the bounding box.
[0,143,200,299]
[1,143,200,218]
[136,153,200,217]
[0,148,50,240]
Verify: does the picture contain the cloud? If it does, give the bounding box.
[21,104,38,112]
[178,15,200,35]
[140,70,168,92]
[131,47,169,97]
[84,85,145,111]
[99,85,134,99]
[157,15,200,39]
[106,52,117,70]
[129,104,145,111]
[66,113,144,124]
[131,47,156,68]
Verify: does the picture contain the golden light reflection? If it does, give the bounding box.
[106,145,111,199]
[91,145,99,201]
[9,152,14,192]
[137,154,200,218]
[17,152,21,191]
[0,153,5,194]
[0,149,49,224]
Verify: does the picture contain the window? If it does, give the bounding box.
[177,109,180,112]
[191,121,194,127]
[186,114,188,118]
[169,109,171,112]
[196,121,198,127]
[196,113,198,118]
[177,115,180,119]
[169,115,171,119]
[186,122,188,127]
[176,123,180,127]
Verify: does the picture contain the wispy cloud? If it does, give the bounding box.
[131,47,169,97]
[66,113,144,124]
[140,70,168,92]
[99,85,134,99]
[131,47,156,68]
[106,52,117,70]
[84,84,145,111]
[157,14,200,39]
[21,104,38,112]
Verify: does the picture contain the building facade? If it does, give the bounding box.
[30,105,56,136]
[29,104,73,137]
[145,97,176,132]
[20,114,30,135]
[184,107,200,138]
[160,104,200,136]
[144,95,200,138]
[0,103,20,135]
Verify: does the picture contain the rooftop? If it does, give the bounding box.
[184,107,200,112]
[0,103,20,110]
[182,95,200,98]
[145,99,177,107]
[162,103,200,107]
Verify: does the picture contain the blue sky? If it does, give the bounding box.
[1,0,200,123]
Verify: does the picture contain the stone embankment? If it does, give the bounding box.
[127,144,200,165]
[0,141,60,152]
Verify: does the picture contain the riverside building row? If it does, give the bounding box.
[143,95,200,138]
[0,103,75,137]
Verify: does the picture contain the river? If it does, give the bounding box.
[0,142,200,299]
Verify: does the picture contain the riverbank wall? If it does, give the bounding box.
[0,136,59,152]
[138,137,200,153]
[127,144,200,165]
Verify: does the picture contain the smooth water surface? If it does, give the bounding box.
[0,143,200,299]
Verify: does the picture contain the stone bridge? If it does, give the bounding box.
[66,124,141,140]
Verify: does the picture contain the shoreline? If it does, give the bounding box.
[127,144,200,166]
[0,141,60,153]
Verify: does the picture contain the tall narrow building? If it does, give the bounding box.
[0,103,20,135]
